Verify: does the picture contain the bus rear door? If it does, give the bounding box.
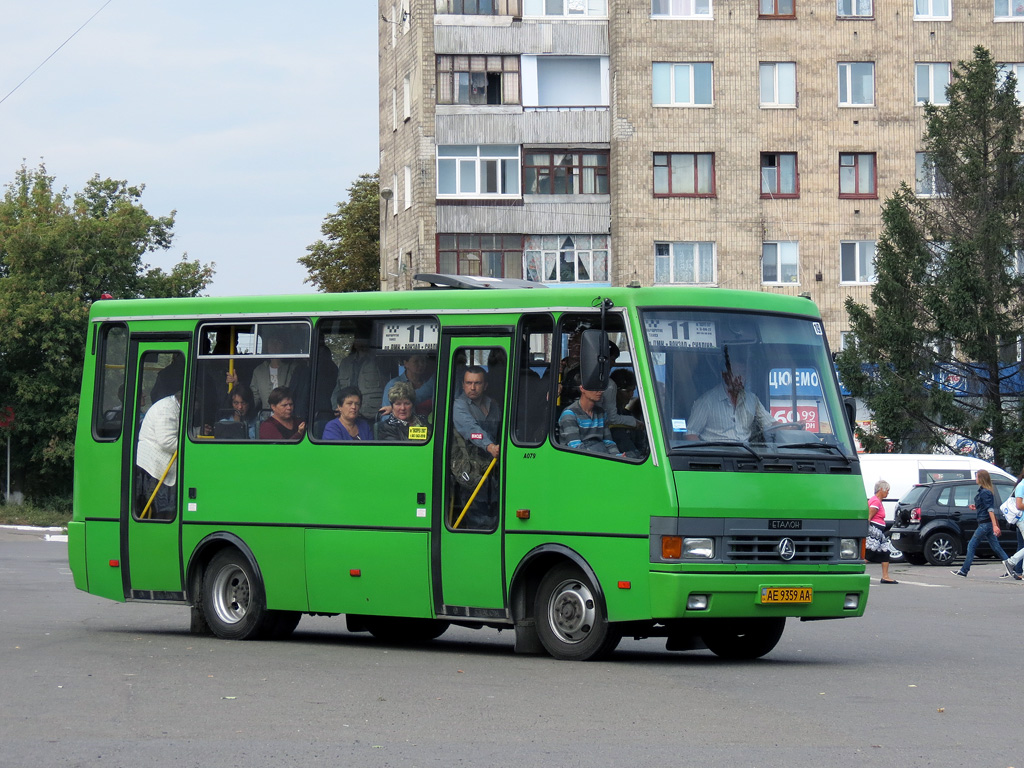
[122,337,189,600]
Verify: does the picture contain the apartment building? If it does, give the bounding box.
[378,0,1024,340]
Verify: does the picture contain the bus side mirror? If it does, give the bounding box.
[580,329,610,392]
[844,398,856,429]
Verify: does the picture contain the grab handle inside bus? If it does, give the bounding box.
[452,457,498,529]
[139,450,177,520]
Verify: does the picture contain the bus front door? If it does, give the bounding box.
[122,339,189,600]
[436,338,510,617]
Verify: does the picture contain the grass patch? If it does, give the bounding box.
[0,502,72,528]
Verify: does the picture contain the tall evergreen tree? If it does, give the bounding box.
[300,173,380,293]
[837,47,1024,467]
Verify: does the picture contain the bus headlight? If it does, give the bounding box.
[840,539,860,559]
[683,537,714,559]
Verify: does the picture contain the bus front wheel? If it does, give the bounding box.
[534,564,620,661]
[202,549,270,640]
[700,617,786,660]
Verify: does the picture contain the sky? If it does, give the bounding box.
[0,2,379,297]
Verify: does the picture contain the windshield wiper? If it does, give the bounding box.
[780,442,853,465]
[677,440,762,460]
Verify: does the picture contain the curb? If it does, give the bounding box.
[0,524,68,542]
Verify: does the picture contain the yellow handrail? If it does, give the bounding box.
[139,450,178,520]
[452,457,498,529]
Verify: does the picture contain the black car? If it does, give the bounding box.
[889,478,1020,566]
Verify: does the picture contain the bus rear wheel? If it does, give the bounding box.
[534,564,620,661]
[700,617,786,660]
[202,549,270,640]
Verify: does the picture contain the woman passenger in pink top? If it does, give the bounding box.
[865,480,897,584]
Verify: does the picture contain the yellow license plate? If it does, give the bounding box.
[760,587,813,604]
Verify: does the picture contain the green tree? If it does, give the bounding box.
[837,47,1024,467]
[0,164,214,500]
[300,173,380,293]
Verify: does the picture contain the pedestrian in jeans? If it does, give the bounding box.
[952,469,1013,578]
[1000,464,1024,580]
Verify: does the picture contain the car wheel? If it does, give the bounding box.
[923,531,961,567]
[700,617,786,660]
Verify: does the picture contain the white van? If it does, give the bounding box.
[858,453,1015,522]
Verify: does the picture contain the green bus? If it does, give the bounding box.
[68,275,870,661]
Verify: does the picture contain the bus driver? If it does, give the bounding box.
[685,349,776,443]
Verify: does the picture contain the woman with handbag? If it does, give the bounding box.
[952,470,1013,578]
[866,480,897,584]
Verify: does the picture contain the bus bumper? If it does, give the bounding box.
[648,571,870,620]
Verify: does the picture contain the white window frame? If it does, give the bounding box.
[652,62,714,107]
[653,241,716,285]
[995,0,1024,20]
[915,152,948,197]
[524,0,608,16]
[915,62,951,105]
[523,234,609,284]
[403,73,411,120]
[436,145,522,199]
[759,62,796,107]
[914,0,951,20]
[392,174,398,217]
[837,0,872,17]
[391,88,397,130]
[403,166,412,210]
[838,62,875,107]
[998,63,1024,103]
[762,242,799,284]
[840,240,877,284]
[651,0,713,19]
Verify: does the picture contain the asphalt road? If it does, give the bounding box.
[0,529,1017,768]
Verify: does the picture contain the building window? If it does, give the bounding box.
[401,0,410,32]
[438,234,523,278]
[840,240,877,283]
[403,73,412,119]
[998,63,1024,102]
[760,62,796,107]
[839,153,876,198]
[915,0,951,19]
[915,153,948,197]
[654,241,716,284]
[437,55,521,106]
[837,0,872,16]
[653,62,713,106]
[523,151,609,194]
[391,88,398,130]
[762,242,799,284]
[839,331,853,351]
[759,0,795,18]
[403,166,412,209]
[995,0,1024,19]
[436,0,523,14]
[838,62,874,106]
[653,153,716,197]
[392,174,398,216]
[523,55,609,108]
[437,145,521,197]
[524,235,609,283]
[761,153,799,197]
[916,63,951,105]
[525,0,607,15]
[652,0,712,18]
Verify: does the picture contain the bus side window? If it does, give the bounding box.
[93,323,128,441]
[513,314,553,446]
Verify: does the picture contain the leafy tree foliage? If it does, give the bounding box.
[837,47,1024,467]
[0,164,214,500]
[300,173,380,293]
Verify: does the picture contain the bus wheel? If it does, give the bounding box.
[202,549,269,640]
[700,617,785,660]
[534,564,620,661]
[363,617,450,643]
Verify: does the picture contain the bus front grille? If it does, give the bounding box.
[726,535,834,562]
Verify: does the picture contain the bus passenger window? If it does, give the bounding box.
[512,314,553,446]
[93,324,128,441]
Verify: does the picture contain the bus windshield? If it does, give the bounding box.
[642,308,856,459]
